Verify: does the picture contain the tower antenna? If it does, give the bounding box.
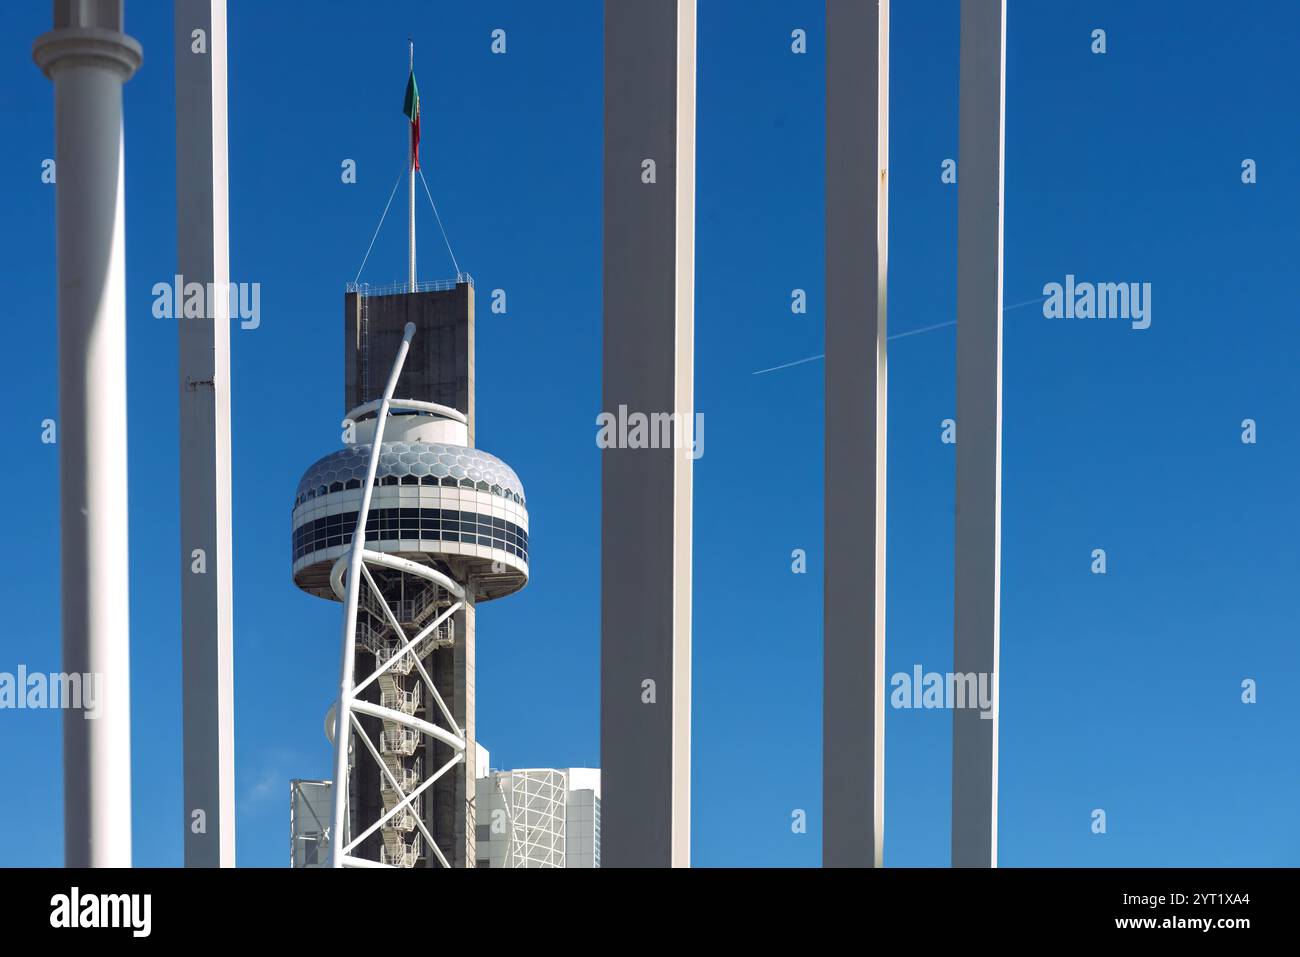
[407,39,416,289]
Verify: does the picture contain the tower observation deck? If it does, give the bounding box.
[291,276,529,867]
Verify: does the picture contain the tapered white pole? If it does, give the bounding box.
[33,0,142,868]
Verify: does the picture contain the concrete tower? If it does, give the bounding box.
[290,43,526,869]
[291,279,528,867]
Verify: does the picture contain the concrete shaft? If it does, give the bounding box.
[600,0,696,867]
[824,0,889,869]
[175,0,236,868]
[952,0,1006,869]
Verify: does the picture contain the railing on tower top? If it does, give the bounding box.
[346,273,474,296]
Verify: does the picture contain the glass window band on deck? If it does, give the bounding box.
[292,507,529,563]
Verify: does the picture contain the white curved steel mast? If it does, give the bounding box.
[329,323,470,868]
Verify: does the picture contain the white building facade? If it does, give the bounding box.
[291,748,600,868]
[475,747,600,868]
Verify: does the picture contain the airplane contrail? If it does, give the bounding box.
[751,295,1046,376]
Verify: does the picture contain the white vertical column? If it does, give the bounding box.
[33,0,142,869]
[823,0,889,869]
[952,0,1006,869]
[601,0,695,868]
[175,0,235,867]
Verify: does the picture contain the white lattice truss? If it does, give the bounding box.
[498,769,567,868]
[328,324,468,868]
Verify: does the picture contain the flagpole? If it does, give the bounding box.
[408,39,416,290]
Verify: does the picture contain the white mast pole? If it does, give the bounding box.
[824,0,889,869]
[33,0,142,869]
[952,0,1006,869]
[408,39,416,290]
[175,0,236,868]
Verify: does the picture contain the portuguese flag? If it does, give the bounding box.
[403,70,421,170]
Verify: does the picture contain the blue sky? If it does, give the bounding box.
[1,0,1296,867]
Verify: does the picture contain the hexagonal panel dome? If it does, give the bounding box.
[294,442,526,504]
